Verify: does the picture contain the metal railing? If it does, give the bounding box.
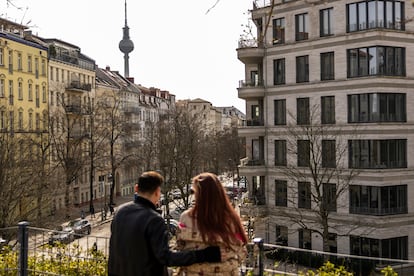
[2,222,414,275]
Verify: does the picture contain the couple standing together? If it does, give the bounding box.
[108,171,248,276]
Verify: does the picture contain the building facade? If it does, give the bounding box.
[238,0,414,262]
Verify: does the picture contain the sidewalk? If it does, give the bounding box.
[45,195,133,230]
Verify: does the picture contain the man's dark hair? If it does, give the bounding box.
[138,171,164,193]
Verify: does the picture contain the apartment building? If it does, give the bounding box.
[0,18,49,219]
[237,0,414,263]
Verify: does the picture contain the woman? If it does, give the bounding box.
[175,172,248,275]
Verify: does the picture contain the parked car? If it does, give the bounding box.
[165,218,179,239]
[48,228,75,245]
[66,219,91,237]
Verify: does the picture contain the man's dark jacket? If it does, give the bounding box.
[108,196,214,276]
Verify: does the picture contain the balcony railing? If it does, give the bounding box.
[246,119,264,126]
[239,79,263,88]
[65,104,82,114]
[66,81,92,92]
[238,38,258,49]
[253,0,273,9]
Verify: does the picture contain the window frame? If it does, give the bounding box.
[320,8,334,36]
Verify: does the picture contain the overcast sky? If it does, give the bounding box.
[1,0,253,112]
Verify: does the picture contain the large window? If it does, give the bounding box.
[321,52,335,80]
[349,139,406,169]
[349,185,407,215]
[297,140,310,167]
[299,228,312,249]
[273,58,285,85]
[276,225,288,245]
[347,0,404,32]
[272,18,285,44]
[348,93,406,123]
[298,181,311,209]
[296,55,309,83]
[350,236,407,260]
[347,46,405,77]
[321,96,335,124]
[323,183,337,212]
[274,140,287,166]
[320,8,334,36]
[295,13,309,41]
[297,97,309,125]
[322,140,336,168]
[274,99,286,125]
[275,180,287,206]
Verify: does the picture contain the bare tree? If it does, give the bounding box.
[275,105,359,253]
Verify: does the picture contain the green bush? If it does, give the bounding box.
[0,243,107,276]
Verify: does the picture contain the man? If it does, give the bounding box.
[108,171,221,276]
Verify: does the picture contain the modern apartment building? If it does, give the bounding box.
[237,0,414,263]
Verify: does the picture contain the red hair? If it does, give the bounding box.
[189,172,248,247]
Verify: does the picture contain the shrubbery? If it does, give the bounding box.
[0,243,107,276]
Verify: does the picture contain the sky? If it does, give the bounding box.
[1,0,254,112]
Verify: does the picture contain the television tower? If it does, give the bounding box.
[119,0,134,77]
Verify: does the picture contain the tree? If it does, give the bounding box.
[276,105,359,253]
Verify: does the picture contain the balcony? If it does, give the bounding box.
[65,104,82,114]
[66,81,92,92]
[238,80,265,99]
[240,158,265,167]
[237,39,264,64]
[245,119,264,126]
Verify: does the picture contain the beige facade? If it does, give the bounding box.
[238,0,414,262]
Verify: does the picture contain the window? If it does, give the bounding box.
[273,58,285,85]
[350,236,407,260]
[328,233,337,253]
[0,79,4,97]
[35,113,40,130]
[18,81,23,100]
[321,52,335,80]
[8,80,13,105]
[297,140,310,167]
[347,1,405,32]
[274,99,286,125]
[296,55,309,83]
[295,13,309,41]
[28,112,33,130]
[350,185,407,215]
[0,48,3,65]
[320,8,334,36]
[35,85,40,108]
[34,58,39,78]
[8,50,13,72]
[275,225,288,245]
[321,96,335,124]
[41,59,46,76]
[299,228,312,249]
[28,55,32,72]
[9,111,13,132]
[18,111,23,130]
[275,140,287,166]
[275,180,287,206]
[323,183,337,212]
[347,46,405,77]
[17,53,22,70]
[322,140,336,168]
[348,93,406,123]
[297,97,309,125]
[272,18,285,44]
[42,86,47,103]
[249,105,262,126]
[0,110,4,129]
[298,181,311,209]
[28,83,33,101]
[349,139,406,169]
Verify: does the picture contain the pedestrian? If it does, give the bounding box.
[133,183,138,201]
[108,171,221,276]
[81,210,85,219]
[90,205,95,219]
[109,204,114,215]
[175,172,248,275]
